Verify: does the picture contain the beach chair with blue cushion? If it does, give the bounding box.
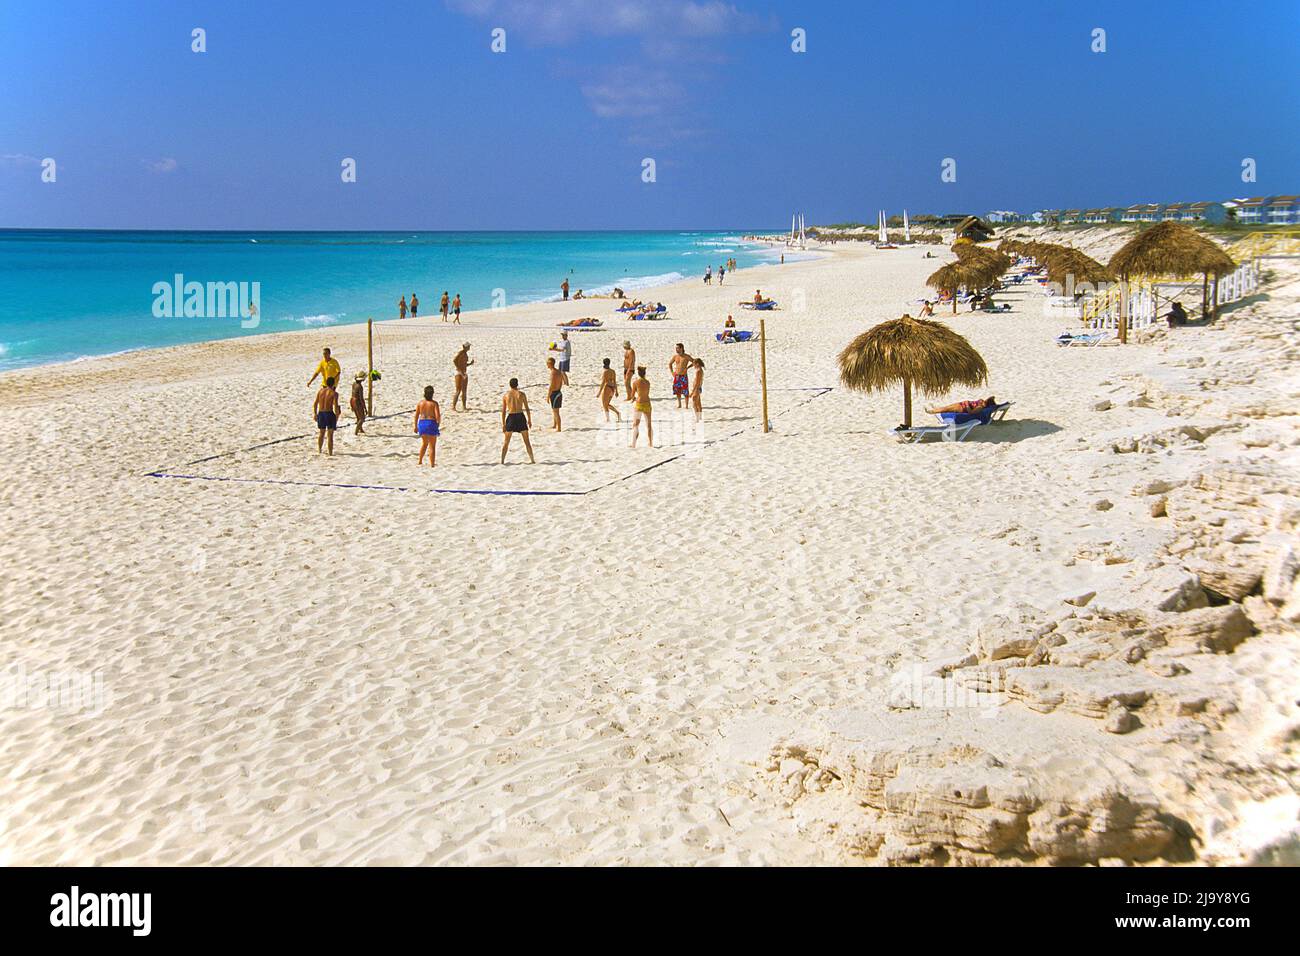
[891,402,1009,443]
[1056,330,1110,347]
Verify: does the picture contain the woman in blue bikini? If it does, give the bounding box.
[413,385,442,468]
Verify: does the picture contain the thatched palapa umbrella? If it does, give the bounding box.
[838,314,988,429]
[927,261,986,314]
[1043,248,1114,289]
[1107,222,1235,341]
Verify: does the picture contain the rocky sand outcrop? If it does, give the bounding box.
[723,257,1300,865]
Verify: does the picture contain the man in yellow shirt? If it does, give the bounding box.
[308,347,341,389]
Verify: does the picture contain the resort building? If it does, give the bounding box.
[1061,209,1083,224]
[1267,196,1300,225]
[1186,201,1228,224]
[1122,203,1165,222]
[1233,197,1268,225]
[1083,207,1123,223]
[986,210,1023,223]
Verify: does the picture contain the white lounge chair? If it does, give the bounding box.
[891,419,981,443]
[1056,331,1109,347]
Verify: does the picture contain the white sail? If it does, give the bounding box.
[878,211,887,244]
[903,210,911,243]
[791,214,796,244]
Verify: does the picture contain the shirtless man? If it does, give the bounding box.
[622,340,636,401]
[690,357,704,422]
[546,356,570,431]
[668,342,693,409]
[410,292,419,317]
[452,342,474,411]
[399,295,407,319]
[631,366,653,448]
[452,293,461,324]
[440,291,450,322]
[313,376,341,456]
[500,378,535,464]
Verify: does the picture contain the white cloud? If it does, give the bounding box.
[1,153,42,167]
[447,1,764,43]
[447,0,773,130]
[145,157,179,174]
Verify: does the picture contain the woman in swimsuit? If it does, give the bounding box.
[350,372,367,435]
[413,385,442,467]
[690,358,704,422]
[598,358,621,423]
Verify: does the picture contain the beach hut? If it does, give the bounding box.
[838,314,988,429]
[926,261,986,314]
[1107,222,1236,340]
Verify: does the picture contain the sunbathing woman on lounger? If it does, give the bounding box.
[925,396,997,415]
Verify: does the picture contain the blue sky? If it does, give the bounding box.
[1,0,1297,230]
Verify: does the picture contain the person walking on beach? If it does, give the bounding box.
[704,266,712,285]
[718,264,725,285]
[598,358,621,423]
[399,295,408,319]
[668,343,693,409]
[309,347,341,388]
[622,340,636,401]
[313,376,341,456]
[546,356,569,431]
[690,357,704,422]
[452,342,474,411]
[410,293,419,318]
[561,278,570,301]
[413,385,441,468]
[452,293,461,324]
[501,378,535,464]
[549,331,572,374]
[631,366,653,448]
[350,371,368,435]
[440,291,450,322]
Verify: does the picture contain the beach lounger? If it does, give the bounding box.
[1056,331,1109,347]
[740,300,777,310]
[891,419,981,443]
[715,330,756,343]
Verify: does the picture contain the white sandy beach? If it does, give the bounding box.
[1,235,1297,865]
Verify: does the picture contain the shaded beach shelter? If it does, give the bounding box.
[1043,248,1114,289]
[838,314,988,429]
[927,261,988,313]
[1108,222,1235,342]
[953,243,1012,277]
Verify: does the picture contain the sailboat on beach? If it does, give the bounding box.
[876,210,898,249]
[903,209,911,244]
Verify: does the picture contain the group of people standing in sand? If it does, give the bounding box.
[399,291,461,323]
[304,331,707,466]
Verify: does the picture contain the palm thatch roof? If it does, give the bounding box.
[954,216,995,242]
[1108,222,1235,278]
[926,260,985,293]
[839,315,988,396]
[953,243,1012,276]
[1044,248,1114,286]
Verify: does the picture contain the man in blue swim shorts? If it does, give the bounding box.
[313,376,341,456]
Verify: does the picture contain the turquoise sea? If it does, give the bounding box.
[0,230,796,371]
